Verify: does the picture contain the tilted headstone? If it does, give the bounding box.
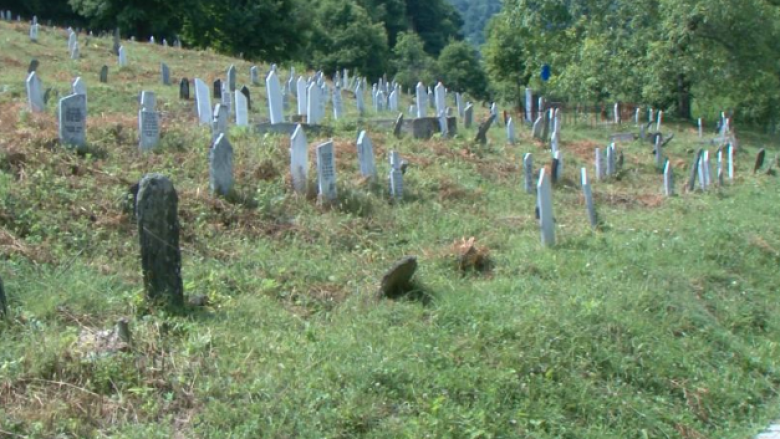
[581,168,598,229]
[58,94,87,148]
[754,148,766,174]
[118,46,128,67]
[537,169,555,247]
[226,65,236,92]
[464,104,474,129]
[415,83,428,118]
[393,113,404,138]
[194,78,211,124]
[551,131,560,155]
[687,149,702,192]
[26,72,44,112]
[136,174,184,307]
[356,131,377,180]
[290,125,308,193]
[316,141,338,202]
[161,63,170,85]
[476,115,496,144]
[523,153,534,194]
[250,66,260,86]
[179,78,190,100]
[307,83,321,124]
[138,110,160,151]
[28,58,39,74]
[664,160,674,196]
[209,134,234,196]
[234,90,249,127]
[99,65,108,83]
[507,118,516,144]
[297,77,308,116]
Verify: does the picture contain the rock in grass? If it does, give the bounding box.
[377,256,418,300]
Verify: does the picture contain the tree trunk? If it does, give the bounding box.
[677,74,692,121]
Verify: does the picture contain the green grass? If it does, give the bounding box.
[2,20,780,438]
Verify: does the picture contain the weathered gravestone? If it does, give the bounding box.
[664,160,675,196]
[333,86,343,120]
[356,131,377,180]
[290,125,309,194]
[439,112,449,138]
[523,153,534,194]
[507,118,516,144]
[553,151,563,182]
[389,150,403,199]
[393,113,404,138]
[26,72,44,112]
[595,148,604,181]
[434,82,446,117]
[355,82,365,116]
[297,77,308,116]
[194,78,211,124]
[606,144,616,177]
[464,103,474,129]
[70,43,80,60]
[140,91,156,112]
[213,79,222,100]
[112,28,120,55]
[687,149,702,192]
[415,82,428,118]
[266,71,284,124]
[532,116,543,139]
[307,83,321,125]
[250,66,259,86]
[475,115,496,145]
[212,104,228,139]
[118,46,127,67]
[537,168,555,247]
[29,23,38,42]
[161,63,170,85]
[68,31,77,53]
[654,136,664,168]
[209,134,234,196]
[728,144,735,182]
[58,94,87,149]
[28,58,39,73]
[138,109,160,151]
[754,148,766,174]
[99,65,108,83]
[316,141,338,203]
[179,78,189,100]
[581,168,598,229]
[699,150,711,191]
[136,174,183,307]
[717,148,725,186]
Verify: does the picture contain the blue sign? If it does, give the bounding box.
[541,64,551,82]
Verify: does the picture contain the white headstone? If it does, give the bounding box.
[656,110,663,132]
[68,31,77,53]
[307,83,321,124]
[70,43,80,60]
[266,71,284,124]
[389,90,398,112]
[553,151,563,181]
[415,82,427,118]
[537,169,555,247]
[655,136,663,167]
[72,76,87,110]
[507,117,516,144]
[226,65,236,92]
[355,82,365,116]
[118,46,127,67]
[212,104,228,139]
[434,82,446,116]
[727,144,734,182]
[138,110,160,151]
[333,86,343,120]
[613,103,620,124]
[29,23,38,42]
[194,78,212,125]
[664,160,674,196]
[699,150,711,190]
[375,90,385,112]
[581,168,597,228]
[356,131,377,180]
[606,144,616,177]
[523,153,534,194]
[698,118,703,138]
[595,148,604,181]
[717,148,724,186]
[464,104,474,129]
[389,150,403,199]
[58,94,87,148]
[456,93,464,118]
[551,131,560,155]
[316,141,338,202]
[250,66,260,86]
[26,72,44,112]
[234,90,248,126]
[209,134,234,196]
[296,77,307,116]
[290,125,308,193]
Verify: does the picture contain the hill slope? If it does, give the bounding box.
[1,20,780,438]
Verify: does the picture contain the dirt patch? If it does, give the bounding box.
[595,191,664,209]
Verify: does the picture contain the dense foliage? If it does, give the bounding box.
[446,0,502,45]
[484,0,780,123]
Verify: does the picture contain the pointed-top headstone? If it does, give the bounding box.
[537,169,555,247]
[58,94,87,149]
[26,72,44,112]
[267,71,284,124]
[356,131,377,180]
[209,134,234,196]
[316,140,338,202]
[194,78,211,125]
[415,82,428,118]
[227,65,237,92]
[290,125,309,193]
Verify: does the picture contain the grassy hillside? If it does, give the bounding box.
[2,20,780,439]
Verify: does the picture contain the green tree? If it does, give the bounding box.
[446,0,502,45]
[436,40,489,100]
[405,0,464,55]
[69,0,183,40]
[309,0,390,80]
[392,32,436,89]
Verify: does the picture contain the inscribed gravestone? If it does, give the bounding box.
[58,94,87,148]
[136,174,183,307]
[140,91,156,111]
[316,141,338,202]
[357,131,377,180]
[138,110,160,151]
[209,134,234,196]
[290,125,308,193]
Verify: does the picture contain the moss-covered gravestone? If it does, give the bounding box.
[136,174,183,307]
